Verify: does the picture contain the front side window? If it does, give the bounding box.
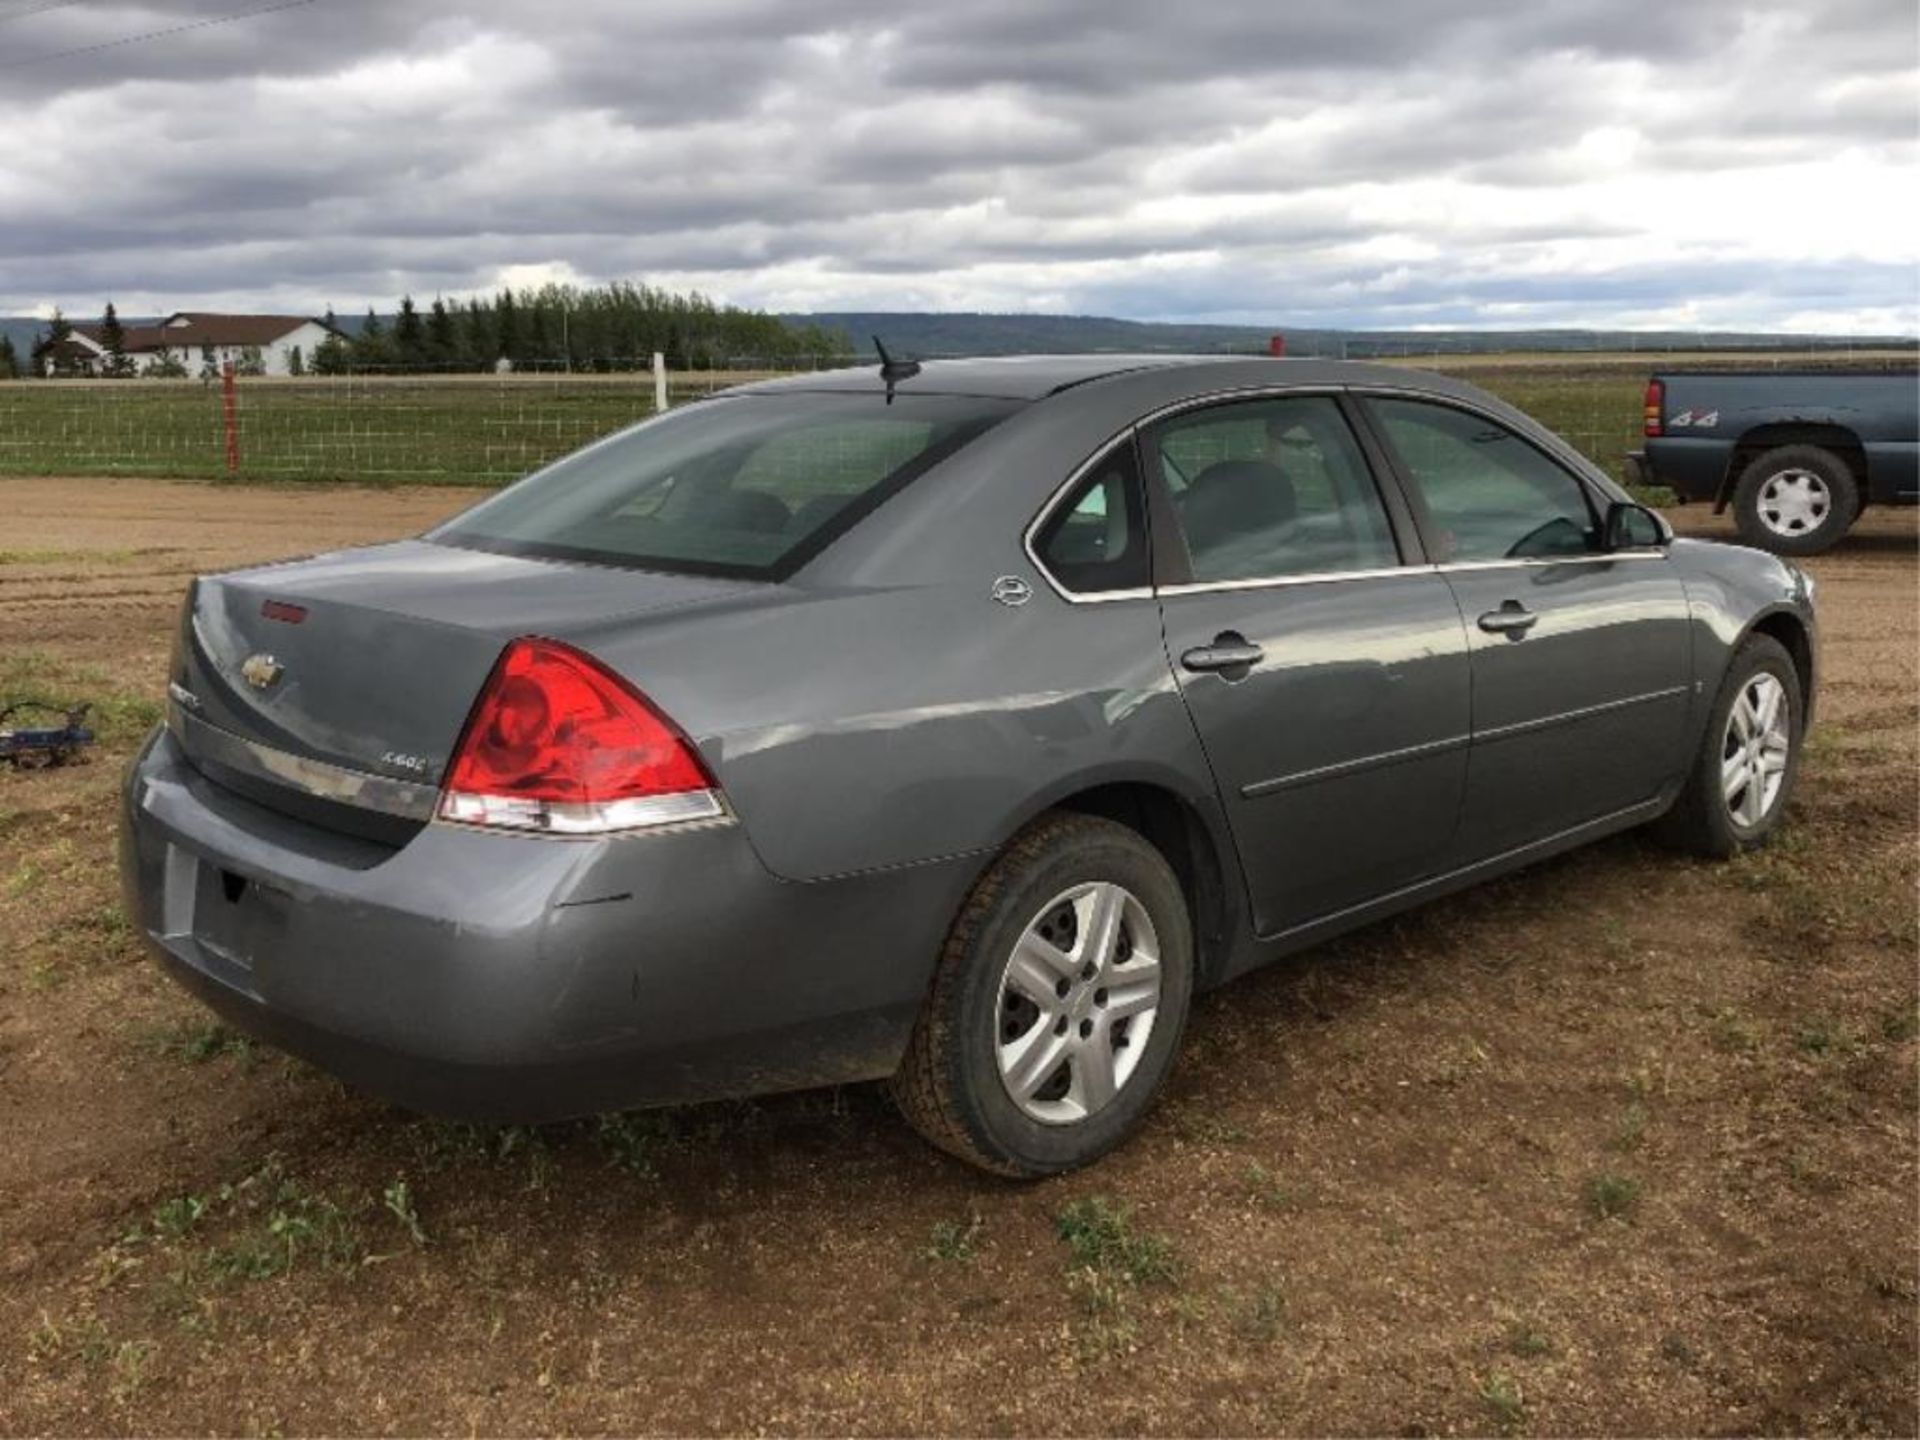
[1151,395,1399,583]
[1033,440,1149,593]
[432,393,1020,578]
[1368,398,1597,562]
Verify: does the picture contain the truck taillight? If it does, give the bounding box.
[438,637,723,835]
[1643,378,1664,437]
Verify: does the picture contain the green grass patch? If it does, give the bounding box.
[1227,1283,1287,1342]
[595,1111,676,1178]
[130,1156,377,1288]
[382,1178,429,1246]
[925,1213,984,1263]
[142,1020,255,1065]
[1506,1318,1554,1358]
[1480,1369,1528,1432]
[1613,1100,1649,1153]
[1244,1161,1299,1210]
[1067,1269,1140,1359]
[1709,1006,1764,1054]
[1585,1172,1643,1222]
[1056,1195,1178,1284]
[203,1183,362,1281]
[1795,1015,1863,1058]
[26,1310,115,1369]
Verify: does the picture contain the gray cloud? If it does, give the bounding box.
[0,0,1913,330]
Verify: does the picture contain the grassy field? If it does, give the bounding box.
[2,352,1904,489]
[0,374,678,486]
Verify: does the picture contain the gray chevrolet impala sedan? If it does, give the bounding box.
[121,356,1818,1174]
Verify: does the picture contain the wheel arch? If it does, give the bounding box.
[1743,606,1817,725]
[1715,424,1868,513]
[986,770,1246,993]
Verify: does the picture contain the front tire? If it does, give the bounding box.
[889,813,1193,1177]
[1731,445,1858,555]
[1656,634,1803,859]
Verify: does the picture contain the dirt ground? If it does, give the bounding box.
[1,476,1914,1436]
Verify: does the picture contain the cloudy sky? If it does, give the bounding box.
[1,0,1915,331]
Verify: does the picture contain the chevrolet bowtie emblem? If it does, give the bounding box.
[240,653,284,691]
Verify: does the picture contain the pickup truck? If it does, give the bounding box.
[1630,369,1918,554]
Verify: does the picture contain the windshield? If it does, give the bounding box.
[430,392,1021,579]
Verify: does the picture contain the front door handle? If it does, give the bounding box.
[1477,601,1539,638]
[1181,633,1265,676]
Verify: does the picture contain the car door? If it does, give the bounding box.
[1147,392,1473,938]
[1358,394,1692,860]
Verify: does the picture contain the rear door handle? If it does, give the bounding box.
[1181,633,1265,675]
[1477,602,1539,638]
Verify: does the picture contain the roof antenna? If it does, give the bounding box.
[873,334,920,403]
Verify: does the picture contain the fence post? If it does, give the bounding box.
[652,352,668,413]
[221,361,240,474]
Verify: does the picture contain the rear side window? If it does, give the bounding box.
[1151,395,1399,582]
[1368,398,1597,562]
[1033,440,1150,594]
[432,393,1020,579]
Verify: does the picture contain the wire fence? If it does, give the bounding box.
[0,347,1911,489]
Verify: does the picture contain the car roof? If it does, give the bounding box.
[731,354,1245,401]
[729,353,1478,403]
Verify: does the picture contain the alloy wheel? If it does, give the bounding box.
[995,881,1162,1125]
[1721,672,1791,828]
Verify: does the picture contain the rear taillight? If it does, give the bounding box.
[1643,378,1664,437]
[438,637,722,835]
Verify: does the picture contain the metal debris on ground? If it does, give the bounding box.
[0,700,96,768]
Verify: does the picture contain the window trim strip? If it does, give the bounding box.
[1022,381,1660,606]
[1153,550,1668,600]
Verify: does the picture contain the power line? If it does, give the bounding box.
[0,0,324,70]
[0,1,89,27]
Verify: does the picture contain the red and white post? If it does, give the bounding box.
[221,361,240,474]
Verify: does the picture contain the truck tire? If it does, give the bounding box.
[1731,445,1859,555]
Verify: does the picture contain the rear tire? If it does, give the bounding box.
[1731,445,1858,555]
[1655,634,1802,859]
[889,813,1193,1177]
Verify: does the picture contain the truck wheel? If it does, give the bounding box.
[1731,445,1858,555]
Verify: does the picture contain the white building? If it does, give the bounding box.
[64,312,343,377]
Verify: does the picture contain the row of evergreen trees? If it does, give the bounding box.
[320,282,851,374]
[2,283,853,379]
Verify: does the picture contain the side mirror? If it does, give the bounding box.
[1604,500,1670,551]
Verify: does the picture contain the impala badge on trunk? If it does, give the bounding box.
[240,653,284,691]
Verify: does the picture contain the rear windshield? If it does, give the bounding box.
[430,392,1021,579]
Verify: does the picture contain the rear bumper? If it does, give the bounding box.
[119,726,971,1120]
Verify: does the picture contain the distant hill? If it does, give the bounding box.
[791,312,1916,359]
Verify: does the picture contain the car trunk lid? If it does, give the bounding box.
[171,539,751,840]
